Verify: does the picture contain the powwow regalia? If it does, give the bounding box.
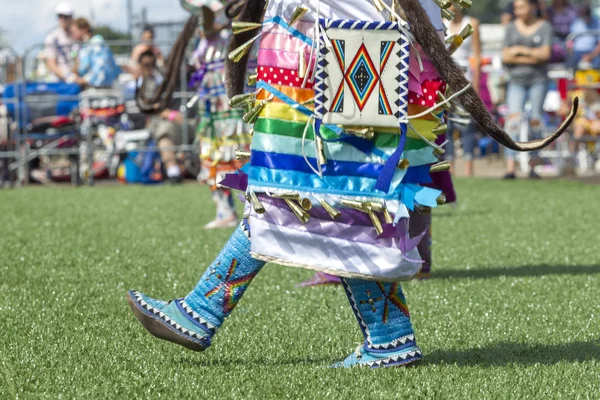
[191,8,257,228]
[128,0,578,368]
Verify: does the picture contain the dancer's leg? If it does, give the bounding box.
[128,219,266,351]
[335,278,422,368]
[409,211,432,279]
[204,188,238,229]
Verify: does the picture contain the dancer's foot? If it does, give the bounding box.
[529,170,542,180]
[298,272,342,287]
[203,217,238,230]
[415,271,431,280]
[127,290,215,352]
[332,344,423,368]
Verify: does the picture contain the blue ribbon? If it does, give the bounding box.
[375,124,407,193]
[402,165,433,185]
[250,150,384,179]
[264,16,314,47]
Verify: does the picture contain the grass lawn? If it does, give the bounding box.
[0,179,599,399]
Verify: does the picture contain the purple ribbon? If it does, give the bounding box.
[189,66,207,90]
[219,170,249,191]
[378,218,428,263]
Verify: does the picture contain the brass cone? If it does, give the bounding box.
[320,199,341,219]
[228,35,260,63]
[432,123,448,135]
[288,5,309,28]
[397,158,410,170]
[300,198,313,211]
[340,199,364,210]
[345,127,375,140]
[433,0,452,8]
[315,135,327,166]
[383,208,393,224]
[441,8,455,20]
[229,92,256,109]
[447,24,473,54]
[430,161,451,173]
[247,74,258,86]
[271,193,300,201]
[235,151,251,161]
[453,0,472,9]
[367,202,385,212]
[285,199,310,223]
[250,192,265,214]
[232,21,263,35]
[367,211,384,235]
[243,100,267,124]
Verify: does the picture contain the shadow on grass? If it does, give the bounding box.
[425,341,600,367]
[432,265,600,280]
[177,354,334,367]
[178,354,340,367]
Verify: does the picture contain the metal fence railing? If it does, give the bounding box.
[0,39,199,187]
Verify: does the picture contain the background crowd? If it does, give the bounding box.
[2,0,600,189]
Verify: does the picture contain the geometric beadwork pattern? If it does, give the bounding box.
[204,258,258,315]
[345,43,379,111]
[375,282,410,322]
[379,41,395,115]
[315,18,410,129]
[330,39,346,113]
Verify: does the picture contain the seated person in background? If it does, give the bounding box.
[70,18,120,88]
[134,50,195,184]
[136,50,163,93]
[128,26,165,78]
[570,4,600,69]
[558,70,600,152]
[148,107,196,184]
[43,3,75,82]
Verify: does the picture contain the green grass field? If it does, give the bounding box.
[1,179,599,399]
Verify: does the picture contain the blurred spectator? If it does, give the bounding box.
[563,71,600,152]
[123,50,163,108]
[444,4,481,177]
[70,18,120,88]
[501,0,545,25]
[546,0,577,40]
[502,0,552,179]
[570,4,600,69]
[132,50,194,184]
[137,50,163,93]
[148,108,196,184]
[43,2,75,82]
[128,26,165,78]
[572,93,600,147]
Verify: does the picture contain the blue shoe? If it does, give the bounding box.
[127,290,215,352]
[339,278,423,368]
[332,344,423,368]
[127,221,266,353]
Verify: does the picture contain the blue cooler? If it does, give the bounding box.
[3,82,81,127]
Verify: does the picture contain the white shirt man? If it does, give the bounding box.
[43,3,75,82]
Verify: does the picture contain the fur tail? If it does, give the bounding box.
[224,0,266,97]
